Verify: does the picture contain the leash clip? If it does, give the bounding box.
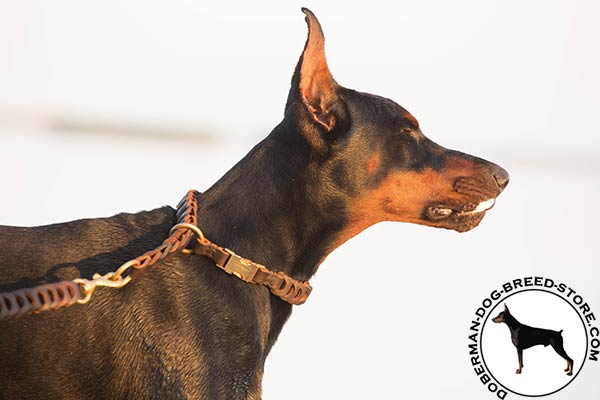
[74,272,132,304]
[217,250,260,283]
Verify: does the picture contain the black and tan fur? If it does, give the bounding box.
[0,9,508,399]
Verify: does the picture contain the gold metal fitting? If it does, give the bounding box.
[74,272,132,304]
[216,249,260,282]
[112,259,141,281]
[170,223,208,244]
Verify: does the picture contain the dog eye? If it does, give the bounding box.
[398,129,421,142]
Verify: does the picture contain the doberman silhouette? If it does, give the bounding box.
[493,304,573,375]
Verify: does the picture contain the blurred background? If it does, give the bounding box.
[1,1,598,399]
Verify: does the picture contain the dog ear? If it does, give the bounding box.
[504,303,509,312]
[286,8,346,141]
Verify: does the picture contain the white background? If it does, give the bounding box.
[1,1,599,399]
[482,291,588,396]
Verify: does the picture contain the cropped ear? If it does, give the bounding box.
[287,8,342,133]
[504,303,509,312]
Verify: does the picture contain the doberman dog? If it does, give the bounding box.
[0,9,508,399]
[492,304,573,376]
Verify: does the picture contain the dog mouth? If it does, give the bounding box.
[424,198,496,232]
[426,198,496,220]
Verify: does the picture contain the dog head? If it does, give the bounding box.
[492,304,511,323]
[284,8,508,234]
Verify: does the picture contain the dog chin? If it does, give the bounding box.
[446,213,486,232]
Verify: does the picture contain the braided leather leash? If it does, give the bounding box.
[0,190,312,321]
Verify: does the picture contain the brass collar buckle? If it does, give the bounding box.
[217,249,261,283]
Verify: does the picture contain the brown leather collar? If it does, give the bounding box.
[184,192,312,305]
[189,240,311,305]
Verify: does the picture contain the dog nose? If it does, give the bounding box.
[492,166,510,190]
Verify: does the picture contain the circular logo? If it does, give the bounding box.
[467,276,599,398]
[482,290,586,396]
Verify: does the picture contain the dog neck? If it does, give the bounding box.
[503,313,522,330]
[195,122,356,349]
[198,120,351,283]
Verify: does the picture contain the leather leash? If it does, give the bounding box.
[0,190,312,321]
